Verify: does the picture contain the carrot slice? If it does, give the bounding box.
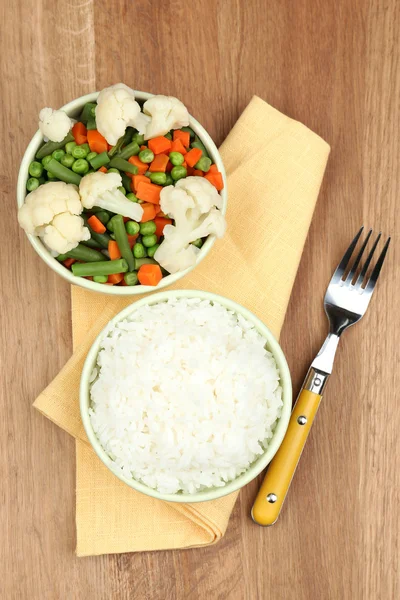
[193,169,203,176]
[154,216,172,237]
[204,172,224,191]
[149,154,169,173]
[129,155,148,175]
[127,234,138,248]
[62,258,76,268]
[108,273,124,284]
[98,166,108,173]
[165,161,173,173]
[136,181,162,204]
[185,148,202,167]
[173,130,190,148]
[148,136,172,155]
[87,130,108,154]
[87,215,106,234]
[140,203,157,222]
[137,264,163,286]
[132,174,149,192]
[140,145,147,151]
[170,138,187,155]
[71,122,87,145]
[108,240,121,260]
[208,164,218,173]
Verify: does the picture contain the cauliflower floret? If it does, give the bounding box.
[79,171,143,222]
[154,225,201,274]
[39,108,73,142]
[95,83,150,145]
[143,95,189,140]
[18,182,90,254]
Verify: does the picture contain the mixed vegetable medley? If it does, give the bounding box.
[18,83,226,287]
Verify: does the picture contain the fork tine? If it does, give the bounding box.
[331,226,364,282]
[345,228,373,284]
[364,237,391,294]
[354,232,381,288]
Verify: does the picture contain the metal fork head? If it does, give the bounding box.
[324,227,391,336]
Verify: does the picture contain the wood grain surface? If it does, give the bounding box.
[1,0,399,598]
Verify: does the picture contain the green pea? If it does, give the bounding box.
[72,145,89,159]
[139,221,157,235]
[132,132,145,145]
[191,238,203,248]
[164,173,174,186]
[126,192,139,202]
[29,161,44,178]
[52,149,65,162]
[38,176,46,185]
[26,177,40,191]
[118,186,126,195]
[107,219,114,232]
[149,172,167,185]
[147,243,160,258]
[94,211,110,225]
[169,152,184,166]
[72,159,89,174]
[60,154,75,168]
[138,149,154,163]
[133,243,146,258]
[107,168,120,174]
[42,155,53,170]
[65,141,77,154]
[93,275,108,283]
[195,157,212,172]
[126,221,140,235]
[171,166,187,181]
[124,272,139,286]
[87,151,97,162]
[165,132,172,140]
[142,234,158,248]
[46,172,59,181]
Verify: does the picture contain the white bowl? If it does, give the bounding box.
[17,92,227,295]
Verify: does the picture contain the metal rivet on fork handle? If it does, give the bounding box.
[267,494,277,503]
[297,415,307,425]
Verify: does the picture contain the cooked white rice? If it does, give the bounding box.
[89,298,283,495]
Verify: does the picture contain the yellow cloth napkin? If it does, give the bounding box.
[34,96,330,556]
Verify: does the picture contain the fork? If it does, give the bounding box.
[251,227,391,526]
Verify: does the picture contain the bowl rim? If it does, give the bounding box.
[17,91,227,295]
[80,289,292,503]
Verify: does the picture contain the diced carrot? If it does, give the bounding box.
[140,145,147,151]
[108,240,121,260]
[186,166,195,176]
[120,279,128,286]
[72,122,87,145]
[107,144,112,151]
[204,172,224,191]
[154,216,172,237]
[137,264,163,286]
[193,169,203,176]
[132,174,149,192]
[108,273,124,284]
[123,216,130,223]
[173,129,190,148]
[182,160,187,168]
[149,154,169,173]
[185,147,202,167]
[170,138,187,155]
[208,164,218,173]
[140,203,157,222]
[127,234,139,248]
[148,136,172,155]
[166,161,173,173]
[87,130,108,154]
[87,215,106,233]
[98,166,108,173]
[136,181,162,205]
[157,210,166,217]
[85,276,93,281]
[129,155,148,175]
[62,258,76,268]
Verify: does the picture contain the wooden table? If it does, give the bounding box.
[1,1,399,598]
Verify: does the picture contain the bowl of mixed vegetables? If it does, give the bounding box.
[17,84,227,293]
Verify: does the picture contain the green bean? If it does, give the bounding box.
[81,238,101,249]
[118,186,126,195]
[56,253,69,262]
[65,243,106,262]
[72,159,89,174]
[132,132,144,145]
[171,166,187,181]
[125,221,140,235]
[120,172,132,193]
[126,192,138,202]
[72,144,89,159]
[181,126,195,139]
[164,173,173,186]
[194,157,212,172]
[29,161,44,178]
[72,258,128,278]
[107,219,114,232]
[165,132,172,140]
[191,136,209,158]
[109,157,138,175]
[142,234,158,248]
[108,127,134,157]
[139,221,156,235]
[147,244,160,258]
[145,171,151,178]
[52,149,65,162]
[133,243,146,259]
[60,154,75,168]
[107,168,120,174]
[41,155,53,170]
[86,117,97,130]
[124,272,138,286]
[65,141,77,155]
[93,275,108,283]
[83,215,112,248]
[47,158,82,185]
[138,149,154,163]
[191,238,203,248]
[26,177,40,191]
[79,102,97,124]
[149,172,167,185]
[89,151,110,170]
[94,210,110,225]
[90,106,96,117]
[118,141,140,160]
[169,152,184,166]
[36,132,75,160]
[134,257,157,269]
[111,215,135,272]
[87,151,97,162]
[46,173,59,181]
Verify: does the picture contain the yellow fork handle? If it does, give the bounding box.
[252,389,322,526]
